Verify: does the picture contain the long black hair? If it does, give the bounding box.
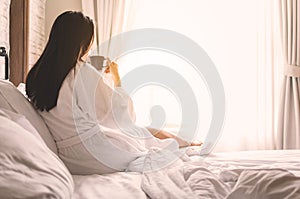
[26,11,94,111]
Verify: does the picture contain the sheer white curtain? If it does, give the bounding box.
[255,0,283,150]
[277,0,300,149]
[81,0,136,56]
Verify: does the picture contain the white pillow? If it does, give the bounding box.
[0,109,44,142]
[0,80,58,154]
[0,114,74,198]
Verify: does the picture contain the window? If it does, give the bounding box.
[118,0,283,151]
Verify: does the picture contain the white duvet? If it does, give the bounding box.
[73,150,300,199]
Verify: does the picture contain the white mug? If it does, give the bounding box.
[89,55,110,71]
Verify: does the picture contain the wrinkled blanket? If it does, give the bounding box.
[73,150,300,199]
[141,163,300,199]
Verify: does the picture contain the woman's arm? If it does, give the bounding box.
[146,127,202,148]
[104,62,121,87]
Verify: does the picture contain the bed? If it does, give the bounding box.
[0,79,300,199]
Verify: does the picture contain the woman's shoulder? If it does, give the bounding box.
[62,62,101,86]
[72,61,105,89]
[77,61,102,77]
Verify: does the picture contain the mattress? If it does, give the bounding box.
[72,150,300,199]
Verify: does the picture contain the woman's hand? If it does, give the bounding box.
[104,61,121,87]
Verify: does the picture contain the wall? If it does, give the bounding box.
[45,0,82,40]
[0,0,10,79]
[29,0,46,69]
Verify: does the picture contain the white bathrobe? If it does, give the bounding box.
[39,62,182,175]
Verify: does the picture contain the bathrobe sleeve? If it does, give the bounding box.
[94,72,137,129]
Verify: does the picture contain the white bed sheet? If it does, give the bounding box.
[72,172,146,199]
[194,150,300,176]
[72,150,300,199]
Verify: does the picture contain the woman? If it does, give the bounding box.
[26,11,200,175]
